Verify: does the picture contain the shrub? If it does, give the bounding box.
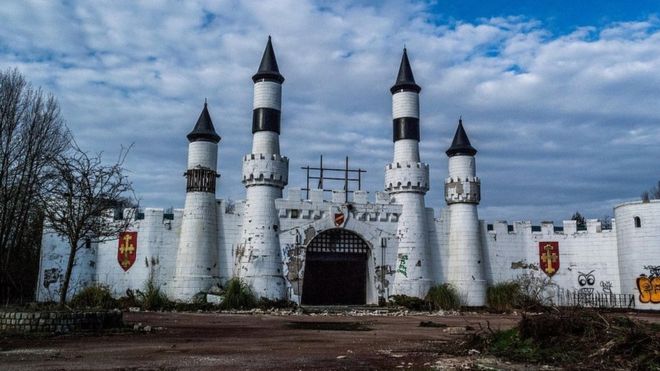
[136,279,171,311]
[515,273,556,311]
[117,289,140,309]
[219,278,256,310]
[257,297,297,310]
[426,284,461,310]
[69,284,117,309]
[388,295,431,311]
[487,281,522,312]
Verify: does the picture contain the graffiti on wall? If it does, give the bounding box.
[636,265,660,304]
[42,267,61,289]
[577,270,596,295]
[600,280,613,295]
[397,254,408,277]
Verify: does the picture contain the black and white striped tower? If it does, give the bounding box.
[171,102,221,301]
[237,36,289,300]
[445,119,486,306]
[384,48,432,298]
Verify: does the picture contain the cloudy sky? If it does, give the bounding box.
[2,0,660,224]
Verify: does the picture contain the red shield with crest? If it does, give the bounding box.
[118,231,138,271]
[334,213,345,227]
[539,241,559,277]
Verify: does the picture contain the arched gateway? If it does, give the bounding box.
[301,228,370,305]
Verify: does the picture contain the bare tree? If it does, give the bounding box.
[646,181,660,200]
[600,215,612,230]
[42,142,134,304]
[0,68,70,304]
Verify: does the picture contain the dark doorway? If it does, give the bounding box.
[301,229,369,305]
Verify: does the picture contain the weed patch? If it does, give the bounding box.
[69,284,117,310]
[219,278,256,310]
[388,295,431,311]
[486,281,521,312]
[426,284,461,310]
[136,280,172,311]
[467,308,660,370]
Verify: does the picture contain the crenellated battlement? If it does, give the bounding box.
[384,161,430,193]
[445,176,480,204]
[242,153,289,188]
[485,218,616,236]
[276,188,402,223]
[116,207,185,229]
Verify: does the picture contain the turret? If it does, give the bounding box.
[445,118,486,306]
[171,101,221,301]
[384,48,432,298]
[236,36,289,300]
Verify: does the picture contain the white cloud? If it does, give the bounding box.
[1,0,659,223]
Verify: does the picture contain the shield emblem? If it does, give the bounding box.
[539,242,559,277]
[118,231,138,271]
[334,213,345,227]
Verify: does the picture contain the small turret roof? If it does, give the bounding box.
[187,101,220,143]
[390,48,421,94]
[252,36,285,83]
[446,118,477,157]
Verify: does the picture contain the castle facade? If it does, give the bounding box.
[37,38,660,310]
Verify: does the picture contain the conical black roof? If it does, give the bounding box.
[390,48,421,94]
[252,36,285,83]
[446,118,477,157]
[187,101,220,143]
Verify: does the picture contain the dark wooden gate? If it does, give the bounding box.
[301,229,369,305]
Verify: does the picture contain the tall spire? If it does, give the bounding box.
[187,101,221,143]
[446,118,477,157]
[390,47,421,94]
[252,36,285,83]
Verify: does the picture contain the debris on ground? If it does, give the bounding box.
[449,308,660,370]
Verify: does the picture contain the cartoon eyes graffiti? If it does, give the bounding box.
[578,271,595,286]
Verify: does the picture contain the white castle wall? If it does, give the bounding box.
[392,92,419,119]
[36,233,97,302]
[171,192,219,300]
[237,185,286,299]
[444,154,486,306]
[615,200,660,310]
[95,208,183,297]
[188,141,217,169]
[253,81,281,111]
[36,194,660,312]
[481,219,620,301]
[216,199,244,284]
[389,192,432,297]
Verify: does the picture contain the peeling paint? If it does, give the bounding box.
[510,260,538,270]
[303,226,316,245]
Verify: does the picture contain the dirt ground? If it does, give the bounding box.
[1,310,658,370]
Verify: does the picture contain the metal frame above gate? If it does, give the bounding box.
[301,155,367,202]
[306,229,369,254]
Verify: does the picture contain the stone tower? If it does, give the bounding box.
[237,37,289,300]
[385,48,432,298]
[171,101,221,301]
[445,119,486,306]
